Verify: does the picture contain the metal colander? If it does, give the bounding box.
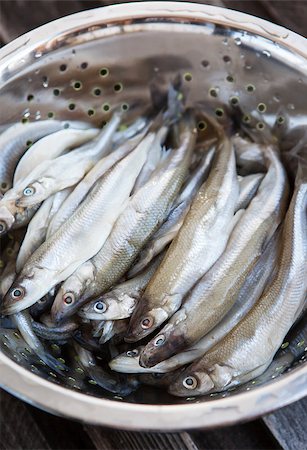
[0,2,306,430]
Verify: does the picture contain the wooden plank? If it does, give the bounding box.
[263,397,307,450]
[189,420,281,450]
[85,426,200,450]
[26,400,96,450]
[0,389,51,450]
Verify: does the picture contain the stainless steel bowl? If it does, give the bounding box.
[0,1,306,430]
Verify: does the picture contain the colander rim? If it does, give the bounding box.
[0,1,306,430]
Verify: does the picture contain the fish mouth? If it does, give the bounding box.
[0,205,15,235]
[1,300,28,316]
[139,329,188,368]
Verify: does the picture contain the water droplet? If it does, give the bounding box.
[288,103,295,110]
[35,51,42,58]
[262,50,271,58]
[222,37,228,45]
[234,37,242,46]
[23,109,30,118]
[42,76,48,88]
[245,63,252,70]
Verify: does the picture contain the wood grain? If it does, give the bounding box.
[0,390,51,450]
[263,397,307,450]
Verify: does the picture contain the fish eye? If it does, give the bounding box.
[63,293,74,305]
[11,287,25,300]
[94,301,107,313]
[141,316,154,329]
[0,220,7,234]
[23,186,36,197]
[126,349,139,357]
[154,334,165,347]
[183,376,198,390]
[1,182,9,192]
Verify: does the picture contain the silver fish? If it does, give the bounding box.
[1,134,150,315]
[110,229,279,374]
[0,120,89,194]
[128,148,215,277]
[12,310,67,373]
[53,115,195,323]
[169,173,306,397]
[32,319,78,341]
[13,127,98,185]
[78,253,164,322]
[126,124,239,343]
[14,114,121,208]
[76,344,139,396]
[140,146,289,368]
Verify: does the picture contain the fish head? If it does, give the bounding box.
[169,363,235,397]
[168,370,215,397]
[15,181,45,208]
[1,267,46,314]
[109,346,145,373]
[0,205,15,236]
[79,293,137,321]
[139,322,187,368]
[51,279,88,323]
[125,305,169,343]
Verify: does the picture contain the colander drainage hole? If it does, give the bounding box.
[93,88,101,97]
[209,87,219,98]
[184,72,192,82]
[201,60,210,68]
[113,83,123,93]
[100,67,109,77]
[197,121,207,131]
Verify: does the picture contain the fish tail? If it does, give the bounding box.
[36,347,68,374]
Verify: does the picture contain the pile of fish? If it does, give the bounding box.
[0,86,306,398]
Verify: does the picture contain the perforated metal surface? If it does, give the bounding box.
[0,2,306,429]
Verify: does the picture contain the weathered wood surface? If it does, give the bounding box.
[0,1,306,449]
